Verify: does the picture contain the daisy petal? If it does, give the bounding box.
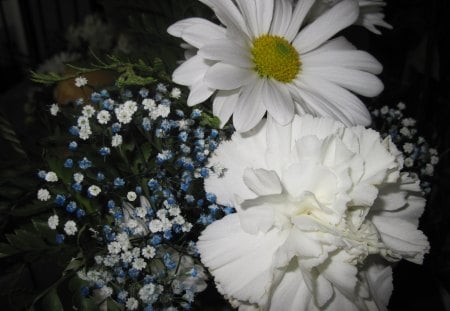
[168,18,224,40]
[172,55,210,86]
[182,22,227,49]
[205,63,255,90]
[213,90,240,127]
[199,39,252,68]
[293,0,359,53]
[270,0,293,36]
[303,66,384,97]
[233,80,267,132]
[284,0,315,42]
[235,0,258,37]
[302,49,383,74]
[255,0,274,35]
[263,80,294,125]
[187,82,214,106]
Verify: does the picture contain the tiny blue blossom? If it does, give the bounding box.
[69,141,78,151]
[72,183,82,192]
[206,192,217,203]
[107,200,116,209]
[139,88,149,98]
[37,170,47,179]
[156,83,167,93]
[97,172,105,181]
[99,147,111,156]
[69,126,79,136]
[78,157,92,170]
[91,92,102,103]
[80,286,90,297]
[76,209,86,218]
[111,122,121,133]
[66,201,77,213]
[114,177,125,188]
[142,117,151,131]
[190,109,202,119]
[100,89,110,98]
[178,131,188,142]
[135,186,142,195]
[64,158,74,168]
[55,234,65,244]
[55,194,66,206]
[150,234,162,246]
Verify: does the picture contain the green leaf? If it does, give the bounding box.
[39,288,63,311]
[107,298,124,311]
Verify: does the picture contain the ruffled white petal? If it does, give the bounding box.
[293,0,359,53]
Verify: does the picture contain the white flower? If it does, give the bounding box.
[75,76,88,87]
[170,87,182,99]
[48,215,59,229]
[45,171,58,182]
[397,102,406,110]
[149,219,163,233]
[50,104,60,116]
[115,106,133,124]
[125,297,139,310]
[424,163,434,176]
[142,245,156,259]
[73,172,84,183]
[403,142,414,154]
[108,241,122,255]
[430,155,439,165]
[142,98,156,111]
[404,157,414,168]
[198,115,429,310]
[124,100,138,113]
[77,116,90,127]
[168,0,383,132]
[127,191,137,202]
[132,257,147,271]
[82,105,96,118]
[64,220,78,236]
[111,134,123,147]
[97,110,111,124]
[78,126,92,140]
[88,185,102,197]
[37,188,51,201]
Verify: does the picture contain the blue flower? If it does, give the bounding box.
[69,126,79,136]
[55,234,65,244]
[76,209,86,218]
[75,98,84,106]
[193,128,204,139]
[164,230,173,240]
[223,206,235,215]
[210,129,219,138]
[144,306,154,311]
[100,89,110,98]
[90,92,102,103]
[55,194,66,206]
[72,183,82,192]
[69,141,78,151]
[135,186,142,195]
[99,147,111,156]
[197,199,204,207]
[128,268,139,279]
[107,200,116,209]
[78,157,92,170]
[122,89,133,98]
[178,131,188,142]
[66,201,77,213]
[206,192,217,203]
[175,110,184,118]
[150,234,162,246]
[190,109,202,119]
[111,122,121,133]
[114,211,123,220]
[64,158,73,168]
[142,117,151,131]
[80,286,90,297]
[97,172,105,181]
[200,167,209,178]
[139,88,149,98]
[161,98,171,106]
[102,99,114,110]
[114,177,125,188]
[185,195,194,203]
[37,170,47,179]
[163,253,177,270]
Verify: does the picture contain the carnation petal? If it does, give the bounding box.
[293,0,359,53]
[205,63,255,90]
[243,168,282,196]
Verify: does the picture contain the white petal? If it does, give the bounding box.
[235,0,258,37]
[293,0,359,53]
[302,66,384,97]
[302,48,383,74]
[284,0,316,42]
[296,75,371,126]
[307,36,356,54]
[233,79,267,132]
[181,21,227,49]
[255,0,274,35]
[199,0,250,39]
[199,39,253,68]
[361,260,393,311]
[187,82,214,106]
[172,55,210,86]
[213,89,240,127]
[198,214,287,305]
[205,63,255,90]
[270,0,293,37]
[263,80,295,125]
[168,18,225,40]
[243,168,282,196]
[238,202,275,234]
[265,115,292,175]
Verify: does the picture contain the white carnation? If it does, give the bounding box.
[198,115,429,311]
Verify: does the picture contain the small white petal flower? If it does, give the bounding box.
[64,220,78,236]
[78,126,92,140]
[48,215,59,229]
[430,155,439,165]
[88,185,102,197]
[142,98,156,111]
[170,87,182,99]
[111,134,123,147]
[37,188,51,201]
[198,115,429,310]
[127,191,137,202]
[125,297,139,310]
[50,103,60,116]
[75,76,88,87]
[45,171,58,182]
[149,219,163,233]
[73,172,84,183]
[404,157,414,168]
[82,105,96,118]
[132,258,147,271]
[97,110,111,124]
[403,142,414,154]
[169,0,383,131]
[142,245,156,259]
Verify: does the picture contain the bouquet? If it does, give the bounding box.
[0,0,445,310]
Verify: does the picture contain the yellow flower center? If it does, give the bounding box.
[251,35,301,83]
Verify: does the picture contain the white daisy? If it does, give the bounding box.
[168,0,383,132]
[198,115,429,310]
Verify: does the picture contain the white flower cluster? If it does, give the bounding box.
[142,98,171,120]
[198,115,429,311]
[114,100,138,124]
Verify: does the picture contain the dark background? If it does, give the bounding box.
[0,0,449,310]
